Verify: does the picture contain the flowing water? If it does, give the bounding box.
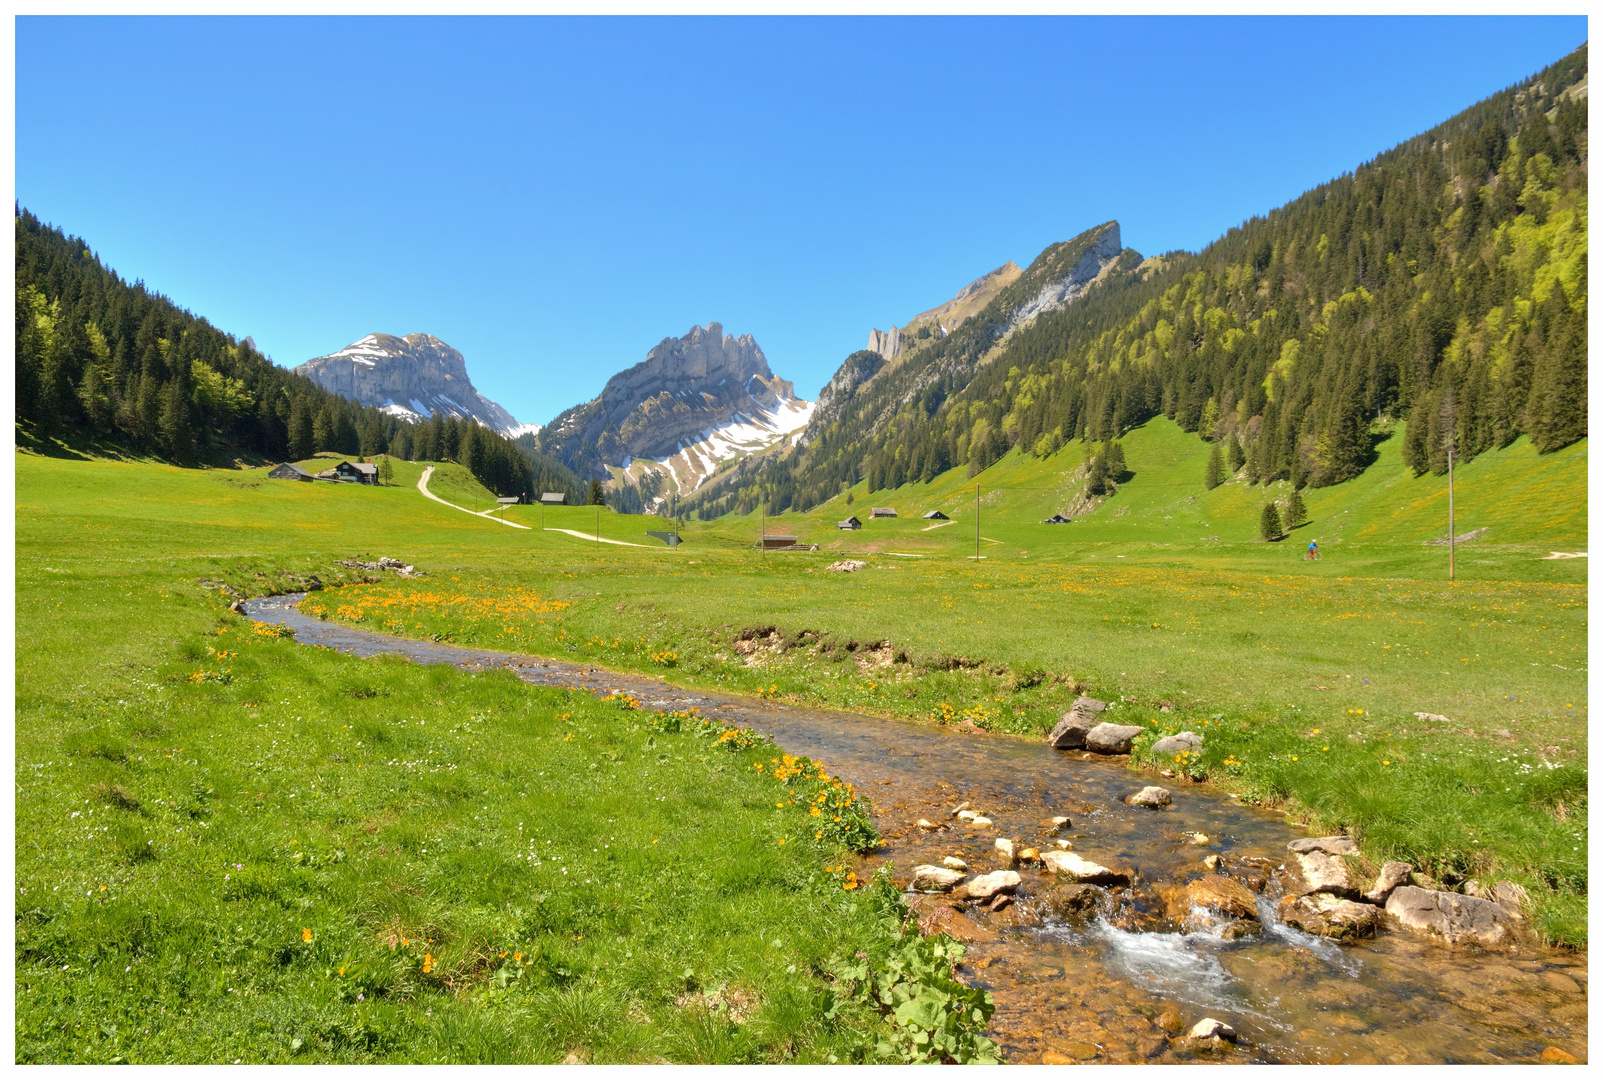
[245,594,1588,1064]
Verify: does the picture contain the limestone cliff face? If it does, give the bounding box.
[541,322,807,479]
[293,333,533,436]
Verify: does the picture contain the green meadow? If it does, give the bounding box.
[13,416,1589,1062]
[15,452,997,1064]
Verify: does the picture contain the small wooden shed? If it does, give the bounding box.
[921,510,949,520]
[540,492,567,504]
[1044,514,1072,524]
[268,462,314,481]
[760,535,799,551]
[837,516,862,530]
[869,507,897,518]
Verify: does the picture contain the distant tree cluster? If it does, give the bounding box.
[15,208,585,504]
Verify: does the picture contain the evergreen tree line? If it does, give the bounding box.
[15,208,584,502]
[682,45,1586,519]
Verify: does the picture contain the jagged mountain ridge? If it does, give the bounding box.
[810,221,1135,441]
[866,260,1023,362]
[294,333,536,438]
[538,322,813,490]
[681,222,1138,515]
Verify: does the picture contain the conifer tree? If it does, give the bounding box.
[287,397,314,461]
[158,369,195,463]
[1204,444,1224,490]
[1227,434,1245,473]
[378,455,394,485]
[1259,502,1283,541]
[1282,488,1308,529]
[588,479,606,505]
[1527,312,1587,451]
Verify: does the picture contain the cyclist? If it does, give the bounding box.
[1307,540,1320,561]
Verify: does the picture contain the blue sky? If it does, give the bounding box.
[16,16,1588,426]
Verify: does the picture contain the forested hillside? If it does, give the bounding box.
[14,209,585,503]
[698,45,1587,518]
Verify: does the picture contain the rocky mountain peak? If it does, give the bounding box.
[294,333,535,437]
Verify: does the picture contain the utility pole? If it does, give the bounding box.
[974,481,980,560]
[1441,387,1458,583]
[1448,443,1456,582]
[595,506,600,543]
[761,501,766,560]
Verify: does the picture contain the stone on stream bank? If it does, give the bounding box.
[1150,731,1203,755]
[1188,1018,1238,1043]
[1288,835,1359,855]
[1086,723,1146,754]
[1292,851,1358,898]
[1183,875,1258,920]
[1127,786,1172,807]
[1278,893,1381,941]
[1364,861,1415,904]
[1046,696,1106,749]
[1384,886,1513,947]
[911,865,966,893]
[1042,850,1132,886]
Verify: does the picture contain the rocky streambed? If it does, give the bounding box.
[244,595,1588,1065]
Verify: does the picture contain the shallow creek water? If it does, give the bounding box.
[246,595,1587,1064]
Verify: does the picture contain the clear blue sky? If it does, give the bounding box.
[16,16,1587,426]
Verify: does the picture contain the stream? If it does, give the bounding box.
[245,594,1587,1064]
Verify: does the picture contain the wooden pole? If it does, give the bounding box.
[975,481,980,560]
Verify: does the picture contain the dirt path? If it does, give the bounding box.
[544,527,651,548]
[416,466,531,530]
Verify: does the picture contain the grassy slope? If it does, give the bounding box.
[328,422,1583,943]
[14,455,922,1064]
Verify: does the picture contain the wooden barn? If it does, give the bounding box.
[759,535,799,551]
[837,516,862,530]
[335,461,378,484]
[921,510,949,520]
[869,507,897,518]
[540,492,567,504]
[268,462,314,481]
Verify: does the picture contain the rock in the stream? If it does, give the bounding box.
[1041,850,1131,886]
[917,903,997,944]
[1035,882,1106,922]
[1363,861,1414,904]
[1188,1018,1237,1042]
[1018,847,1041,865]
[1046,696,1105,749]
[970,815,993,828]
[1049,815,1071,829]
[994,838,1017,865]
[1127,786,1172,808]
[915,818,937,831]
[1293,850,1357,898]
[1188,832,1212,846]
[1278,893,1380,941]
[1185,875,1259,920]
[949,801,971,818]
[941,856,968,871]
[1540,1046,1580,1065]
[956,870,1021,903]
[1287,835,1359,855]
[1201,854,1221,871]
[1085,722,1145,754]
[910,865,966,893]
[1151,731,1203,755]
[1385,886,1512,946]
[955,809,978,823]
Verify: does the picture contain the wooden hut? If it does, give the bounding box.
[837,516,862,530]
[540,492,567,504]
[759,535,799,551]
[869,507,897,518]
[921,510,949,520]
[268,462,314,481]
